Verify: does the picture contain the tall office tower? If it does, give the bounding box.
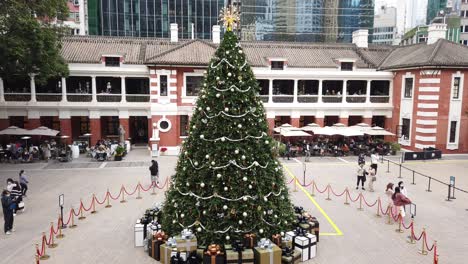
[87,0,225,39]
[427,0,448,23]
[239,0,373,42]
[373,6,397,45]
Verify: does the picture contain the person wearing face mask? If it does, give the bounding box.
[392,186,411,218]
[1,190,15,235]
[398,181,408,197]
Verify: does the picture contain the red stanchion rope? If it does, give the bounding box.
[122,185,139,196]
[401,219,413,230]
[139,182,153,192]
[287,177,295,184]
[80,200,93,212]
[73,205,82,216]
[434,244,438,264]
[314,183,329,194]
[94,193,108,205]
[346,191,361,203]
[329,186,347,197]
[389,206,401,222]
[62,209,74,226]
[361,195,378,207]
[108,189,122,200]
[411,227,425,241]
[156,178,170,189]
[423,233,435,251]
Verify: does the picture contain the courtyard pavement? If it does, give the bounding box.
[0,149,467,264]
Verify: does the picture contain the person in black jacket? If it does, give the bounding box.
[1,190,14,235]
[149,160,159,185]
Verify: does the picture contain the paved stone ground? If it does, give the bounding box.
[0,150,466,264]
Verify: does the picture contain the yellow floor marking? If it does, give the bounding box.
[282,164,344,236]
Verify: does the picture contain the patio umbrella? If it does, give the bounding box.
[332,123,346,128]
[0,126,29,135]
[273,123,298,133]
[281,130,312,137]
[365,126,395,136]
[349,125,371,132]
[300,123,321,132]
[313,126,339,136]
[28,126,60,136]
[355,123,371,127]
[337,127,364,137]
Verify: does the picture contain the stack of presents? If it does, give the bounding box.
[134,206,320,263]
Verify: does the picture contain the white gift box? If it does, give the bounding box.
[171,251,187,261]
[285,231,317,261]
[134,221,144,247]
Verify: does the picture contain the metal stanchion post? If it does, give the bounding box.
[446,185,452,202]
[136,182,143,199]
[151,183,156,195]
[395,214,404,233]
[56,216,65,239]
[407,219,416,244]
[78,199,86,220]
[412,171,415,185]
[47,227,58,248]
[120,186,127,203]
[358,193,363,210]
[387,159,390,173]
[293,178,298,192]
[426,177,432,192]
[344,188,350,205]
[376,198,381,217]
[105,189,112,208]
[419,228,428,255]
[69,207,77,228]
[310,181,315,197]
[91,194,97,214]
[399,163,402,178]
[326,185,331,200]
[38,242,50,260]
[387,206,393,225]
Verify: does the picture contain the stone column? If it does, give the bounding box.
[121,76,126,103]
[91,76,97,103]
[60,119,72,144]
[366,80,371,103]
[342,80,347,103]
[293,79,298,103]
[317,80,323,103]
[0,77,5,102]
[89,118,102,145]
[61,77,67,102]
[29,74,36,102]
[268,79,273,103]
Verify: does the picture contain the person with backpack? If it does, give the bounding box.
[392,187,412,218]
[149,160,159,185]
[1,190,15,235]
[19,170,29,196]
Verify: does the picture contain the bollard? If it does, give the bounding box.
[376,198,381,217]
[426,177,432,192]
[419,228,428,255]
[407,219,416,244]
[412,171,416,185]
[91,194,98,214]
[136,183,142,199]
[386,159,390,173]
[387,206,393,225]
[36,253,40,263]
[151,183,156,195]
[78,199,86,220]
[310,181,315,197]
[395,214,404,233]
[398,163,402,178]
[120,186,127,203]
[56,216,65,239]
[344,188,350,205]
[47,228,58,248]
[357,193,363,210]
[446,184,452,202]
[326,185,331,201]
[69,207,77,228]
[293,178,298,192]
[105,189,112,208]
[38,242,50,260]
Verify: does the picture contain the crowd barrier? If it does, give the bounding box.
[382,157,468,201]
[34,178,170,263]
[287,177,439,264]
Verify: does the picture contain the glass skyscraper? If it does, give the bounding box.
[88,0,225,39]
[239,0,374,42]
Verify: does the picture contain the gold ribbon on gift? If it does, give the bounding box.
[244,233,256,248]
[272,234,282,247]
[155,231,167,241]
[205,244,224,264]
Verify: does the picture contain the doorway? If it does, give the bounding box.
[130,116,148,144]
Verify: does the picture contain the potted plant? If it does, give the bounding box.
[160,147,168,156]
[389,142,401,155]
[114,145,125,161]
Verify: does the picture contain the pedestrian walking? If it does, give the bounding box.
[149,160,159,185]
[9,181,23,215]
[367,166,376,192]
[1,190,15,235]
[398,181,408,197]
[6,178,15,192]
[285,142,292,160]
[371,151,379,173]
[19,170,29,196]
[392,187,412,218]
[358,152,365,165]
[356,163,367,190]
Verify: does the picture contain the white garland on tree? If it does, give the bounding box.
[199,133,266,142]
[188,158,268,170]
[175,187,284,201]
[211,84,252,93]
[202,109,260,119]
[210,58,247,70]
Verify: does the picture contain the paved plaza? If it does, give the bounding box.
[0,149,467,264]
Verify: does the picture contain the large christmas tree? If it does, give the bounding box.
[161,6,295,246]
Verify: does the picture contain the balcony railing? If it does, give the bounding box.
[346,95,366,103]
[322,95,343,103]
[37,93,62,102]
[4,93,31,101]
[370,95,390,103]
[272,95,294,103]
[126,94,150,102]
[259,95,269,103]
[67,93,92,102]
[97,94,121,102]
[298,95,318,103]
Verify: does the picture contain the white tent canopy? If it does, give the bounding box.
[313,126,339,136]
[28,126,60,136]
[274,123,300,133]
[280,130,312,137]
[364,126,395,136]
[0,126,29,135]
[300,123,321,132]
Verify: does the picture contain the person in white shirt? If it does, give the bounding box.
[398,181,408,197]
[371,151,379,174]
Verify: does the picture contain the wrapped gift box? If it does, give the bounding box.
[253,239,281,264]
[271,234,282,247]
[226,249,254,264]
[281,248,301,264]
[134,220,144,247]
[148,238,165,260]
[187,251,202,264]
[160,243,178,264]
[171,251,187,263]
[243,233,257,249]
[281,237,293,249]
[175,235,198,252]
[203,244,225,264]
[285,231,316,262]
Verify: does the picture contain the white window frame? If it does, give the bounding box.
[402,75,414,99]
[157,117,172,133]
[399,117,412,146]
[447,72,464,150]
[182,72,204,98]
[158,74,169,97]
[268,58,287,71]
[451,76,462,100]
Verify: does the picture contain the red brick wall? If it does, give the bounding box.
[267,118,275,134]
[151,115,180,147]
[0,119,9,131]
[290,118,300,128]
[90,118,102,145]
[338,117,349,126]
[25,118,41,130]
[315,118,324,127]
[60,119,72,144]
[362,117,372,126]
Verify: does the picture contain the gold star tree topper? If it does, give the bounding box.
[219,6,240,31]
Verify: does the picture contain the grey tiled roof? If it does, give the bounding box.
[378,39,468,70]
[60,36,468,70]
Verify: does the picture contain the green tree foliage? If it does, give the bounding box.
[0,0,69,84]
[161,30,295,246]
